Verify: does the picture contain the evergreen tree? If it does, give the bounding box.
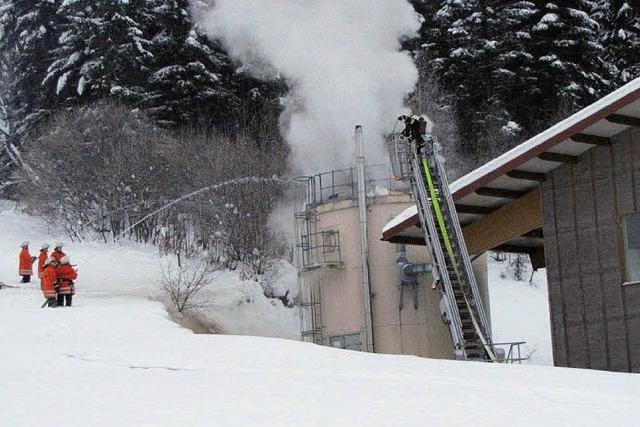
[594,0,640,83]
[492,1,539,131]
[45,0,155,105]
[414,1,614,142]
[417,1,512,154]
[45,0,255,131]
[143,0,237,128]
[525,2,612,115]
[0,0,62,136]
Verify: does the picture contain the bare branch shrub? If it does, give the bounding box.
[162,129,289,274]
[17,102,178,241]
[508,253,529,282]
[159,258,218,313]
[17,101,291,279]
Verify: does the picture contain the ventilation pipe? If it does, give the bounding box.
[355,125,374,353]
[396,244,433,310]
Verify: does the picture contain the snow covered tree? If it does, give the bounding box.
[142,0,238,128]
[0,0,62,136]
[0,45,21,192]
[594,0,640,83]
[44,0,271,131]
[415,1,516,164]
[0,0,63,194]
[490,1,540,132]
[524,2,612,115]
[414,1,614,148]
[45,0,156,105]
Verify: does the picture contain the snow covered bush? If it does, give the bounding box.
[17,102,177,241]
[497,253,533,283]
[159,258,219,313]
[259,259,298,307]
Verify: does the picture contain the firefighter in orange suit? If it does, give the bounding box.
[38,243,50,279]
[41,257,59,307]
[51,243,66,263]
[56,256,77,307]
[18,242,36,283]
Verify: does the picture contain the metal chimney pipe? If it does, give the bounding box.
[355,125,374,353]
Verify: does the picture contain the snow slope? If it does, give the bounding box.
[0,200,299,338]
[0,200,161,298]
[1,289,639,426]
[1,202,639,426]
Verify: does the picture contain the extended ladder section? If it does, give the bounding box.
[401,137,496,361]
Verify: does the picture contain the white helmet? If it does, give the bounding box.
[44,257,58,267]
[55,242,64,250]
[20,241,29,248]
[41,243,50,250]
[60,256,70,265]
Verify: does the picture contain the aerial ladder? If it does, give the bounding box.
[389,121,497,362]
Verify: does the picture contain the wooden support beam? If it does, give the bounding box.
[385,235,426,246]
[570,133,611,146]
[607,113,640,127]
[475,187,527,199]
[530,247,546,270]
[462,188,543,255]
[538,152,580,164]
[523,228,544,239]
[455,204,498,215]
[506,170,547,183]
[494,244,539,254]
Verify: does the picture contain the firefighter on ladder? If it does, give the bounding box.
[399,115,440,292]
[398,115,431,153]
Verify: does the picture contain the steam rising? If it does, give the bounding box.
[194,0,420,174]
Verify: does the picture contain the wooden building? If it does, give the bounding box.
[382,78,640,373]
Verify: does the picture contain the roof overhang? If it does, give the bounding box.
[382,78,640,263]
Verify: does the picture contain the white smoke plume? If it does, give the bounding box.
[194,0,420,174]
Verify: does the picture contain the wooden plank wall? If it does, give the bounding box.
[543,127,640,373]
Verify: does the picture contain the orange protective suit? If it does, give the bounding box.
[37,250,48,278]
[51,250,66,263]
[41,265,58,299]
[57,264,77,296]
[19,248,33,276]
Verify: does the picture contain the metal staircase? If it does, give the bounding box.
[389,134,496,361]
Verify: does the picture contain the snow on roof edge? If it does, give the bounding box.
[382,205,417,234]
[450,77,640,194]
[382,78,640,237]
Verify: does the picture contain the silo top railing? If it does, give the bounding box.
[297,163,407,210]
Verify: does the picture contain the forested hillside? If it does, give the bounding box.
[0,0,284,188]
[0,1,637,184]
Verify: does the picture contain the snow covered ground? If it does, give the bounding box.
[488,257,553,365]
[1,201,639,426]
[0,200,299,338]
